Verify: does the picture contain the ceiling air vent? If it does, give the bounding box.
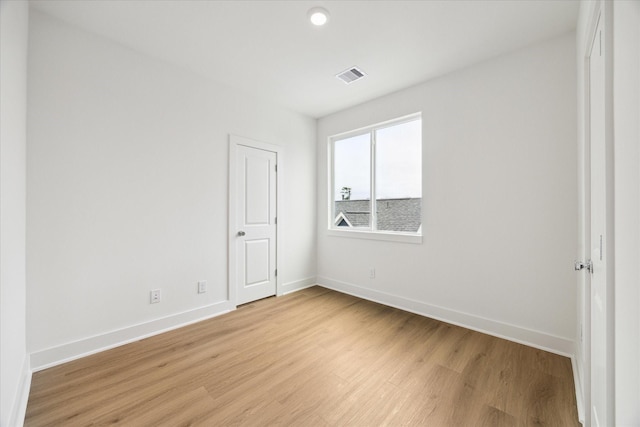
[336,67,366,84]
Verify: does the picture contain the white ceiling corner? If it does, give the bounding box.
[29,0,579,118]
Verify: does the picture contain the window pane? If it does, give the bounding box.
[375,119,422,232]
[333,133,370,229]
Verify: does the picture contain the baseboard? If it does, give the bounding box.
[279,276,317,296]
[30,300,235,371]
[317,276,574,357]
[7,355,31,427]
[572,355,585,424]
[30,277,320,372]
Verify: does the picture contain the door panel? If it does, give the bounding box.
[245,156,271,225]
[588,14,610,427]
[245,239,270,285]
[235,144,277,305]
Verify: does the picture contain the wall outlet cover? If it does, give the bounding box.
[150,289,161,304]
[198,280,207,294]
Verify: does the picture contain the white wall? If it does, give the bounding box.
[0,1,30,425]
[317,33,577,355]
[612,1,640,424]
[27,10,316,369]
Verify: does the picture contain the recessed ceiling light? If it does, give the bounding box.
[308,7,329,26]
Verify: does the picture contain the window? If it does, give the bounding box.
[329,114,422,242]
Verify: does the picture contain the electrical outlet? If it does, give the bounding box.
[370,268,376,279]
[150,289,161,304]
[198,280,207,294]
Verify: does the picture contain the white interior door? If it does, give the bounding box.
[232,143,277,305]
[588,14,612,427]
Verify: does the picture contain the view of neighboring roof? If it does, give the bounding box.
[334,198,421,233]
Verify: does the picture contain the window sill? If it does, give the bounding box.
[327,228,422,244]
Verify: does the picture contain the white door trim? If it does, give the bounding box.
[228,134,283,306]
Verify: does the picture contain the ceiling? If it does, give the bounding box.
[30,0,579,118]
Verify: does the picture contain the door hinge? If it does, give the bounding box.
[275,269,278,277]
[275,217,277,225]
[275,164,278,172]
[599,235,603,260]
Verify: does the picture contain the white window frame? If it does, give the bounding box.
[328,113,422,244]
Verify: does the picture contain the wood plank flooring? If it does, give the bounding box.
[25,287,580,426]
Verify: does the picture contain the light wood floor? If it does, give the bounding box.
[25,287,580,426]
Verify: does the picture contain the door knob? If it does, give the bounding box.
[237,231,246,236]
[574,260,593,273]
